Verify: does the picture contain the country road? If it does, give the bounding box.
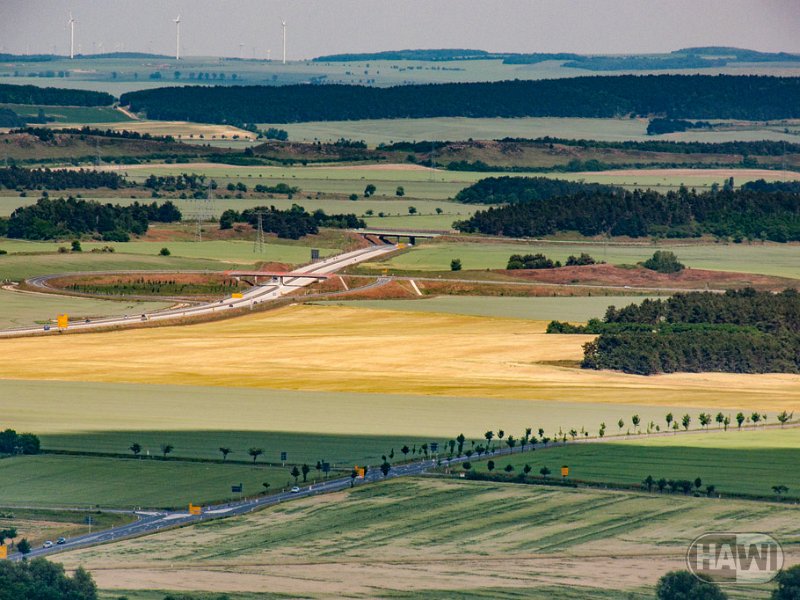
[14,420,799,561]
[0,243,397,337]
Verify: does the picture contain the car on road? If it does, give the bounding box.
[56,537,66,545]
[290,486,300,493]
[42,540,53,548]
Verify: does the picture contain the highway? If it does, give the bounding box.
[0,243,398,337]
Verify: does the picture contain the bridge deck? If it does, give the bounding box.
[225,271,332,279]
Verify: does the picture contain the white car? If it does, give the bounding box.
[43,540,53,548]
[290,486,300,493]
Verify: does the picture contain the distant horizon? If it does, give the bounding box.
[2,44,799,62]
[1,0,798,61]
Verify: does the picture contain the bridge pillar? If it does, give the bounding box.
[409,236,416,246]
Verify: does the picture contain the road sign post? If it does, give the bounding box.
[280,451,287,466]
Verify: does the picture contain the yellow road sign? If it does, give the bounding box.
[188,503,202,515]
[57,314,69,329]
[231,293,243,299]
[561,466,569,478]
[0,544,6,559]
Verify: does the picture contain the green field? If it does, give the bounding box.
[0,195,476,225]
[0,289,169,328]
[470,428,800,498]
[0,239,334,276]
[0,103,133,124]
[318,295,660,322]
[0,454,300,509]
[0,251,246,281]
[1,379,740,458]
[263,116,800,147]
[59,478,798,598]
[42,429,426,468]
[376,240,800,279]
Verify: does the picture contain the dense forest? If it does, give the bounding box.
[0,83,113,106]
[454,176,619,204]
[219,204,364,239]
[550,289,800,374]
[0,167,124,190]
[454,183,800,242]
[741,179,800,193]
[120,76,800,125]
[3,197,181,241]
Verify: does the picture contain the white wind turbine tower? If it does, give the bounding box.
[68,13,76,59]
[173,15,181,60]
[281,19,287,64]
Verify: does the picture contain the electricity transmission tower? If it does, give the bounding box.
[192,180,216,242]
[253,211,266,253]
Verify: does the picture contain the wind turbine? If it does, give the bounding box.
[281,19,287,64]
[68,13,76,59]
[173,15,181,60]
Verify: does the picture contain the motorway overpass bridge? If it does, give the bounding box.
[225,270,331,286]
[355,229,444,246]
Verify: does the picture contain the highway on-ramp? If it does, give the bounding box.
[0,243,397,337]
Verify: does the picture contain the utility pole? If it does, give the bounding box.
[253,211,266,253]
[95,139,101,167]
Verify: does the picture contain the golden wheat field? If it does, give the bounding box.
[1,305,798,411]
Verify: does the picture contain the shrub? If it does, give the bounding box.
[159,247,171,256]
[642,250,684,273]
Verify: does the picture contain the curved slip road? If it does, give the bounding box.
[0,243,398,338]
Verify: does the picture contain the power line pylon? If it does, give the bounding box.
[253,211,266,253]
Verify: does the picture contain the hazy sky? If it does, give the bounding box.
[1,0,798,60]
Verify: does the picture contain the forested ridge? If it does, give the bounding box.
[0,83,113,106]
[120,76,800,125]
[549,289,800,375]
[454,183,800,242]
[454,176,619,204]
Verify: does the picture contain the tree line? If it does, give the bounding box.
[0,166,124,191]
[3,197,181,241]
[454,182,800,242]
[119,75,800,125]
[0,83,114,106]
[549,289,800,375]
[219,204,364,239]
[13,125,175,143]
[387,136,800,157]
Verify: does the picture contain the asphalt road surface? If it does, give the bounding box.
[0,243,397,337]
[14,421,800,561]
